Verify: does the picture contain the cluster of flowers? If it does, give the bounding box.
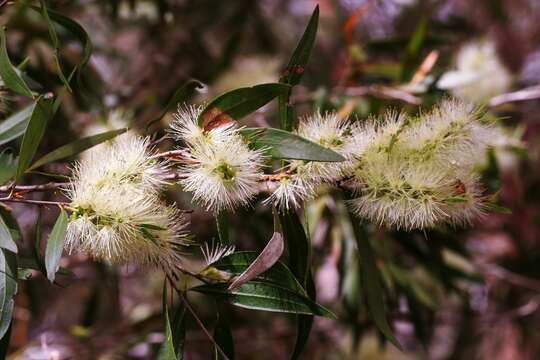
[174,99,491,230]
[65,98,493,268]
[65,133,190,273]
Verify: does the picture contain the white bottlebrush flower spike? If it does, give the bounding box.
[78,133,168,194]
[171,106,266,212]
[348,99,491,229]
[201,240,235,266]
[437,39,512,104]
[265,170,317,210]
[65,133,190,273]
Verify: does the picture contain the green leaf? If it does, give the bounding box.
[0,248,17,340]
[228,232,284,291]
[30,5,93,84]
[0,104,33,146]
[279,210,315,360]
[0,322,11,357]
[198,83,290,128]
[216,211,230,245]
[279,6,319,87]
[0,27,33,97]
[0,151,16,185]
[159,284,177,360]
[354,223,402,349]
[29,128,127,171]
[208,251,304,294]
[239,127,345,162]
[278,5,318,131]
[192,281,333,317]
[45,208,68,282]
[0,215,17,254]
[15,97,54,182]
[213,306,234,360]
[147,79,205,130]
[400,16,428,82]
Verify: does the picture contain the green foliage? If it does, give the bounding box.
[239,127,345,162]
[198,83,290,128]
[0,27,34,97]
[0,105,33,146]
[29,128,127,171]
[45,208,68,282]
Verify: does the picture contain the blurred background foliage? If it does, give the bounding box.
[1,0,540,359]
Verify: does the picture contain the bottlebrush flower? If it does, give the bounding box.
[265,170,317,210]
[178,135,265,212]
[65,134,190,272]
[348,100,489,229]
[295,112,358,182]
[437,40,512,104]
[77,133,168,194]
[66,188,189,270]
[172,105,266,212]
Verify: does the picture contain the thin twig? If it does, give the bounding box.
[478,262,540,292]
[165,282,230,360]
[0,197,70,207]
[489,85,540,107]
[0,182,69,194]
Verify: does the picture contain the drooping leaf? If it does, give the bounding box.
[0,215,17,254]
[29,128,127,171]
[45,208,68,282]
[0,27,33,97]
[279,5,319,87]
[239,127,345,162]
[353,221,402,349]
[0,104,33,146]
[0,248,17,340]
[213,305,235,360]
[0,151,16,185]
[228,232,284,291]
[15,97,54,182]
[279,210,315,360]
[207,251,304,294]
[198,83,290,129]
[192,281,333,317]
[30,5,93,84]
[159,284,178,360]
[147,79,205,130]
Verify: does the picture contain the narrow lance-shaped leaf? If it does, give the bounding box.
[0,104,34,146]
[45,208,68,282]
[158,283,178,360]
[0,247,17,340]
[0,215,17,254]
[30,5,93,83]
[29,128,127,171]
[239,127,345,162]
[353,219,402,349]
[198,83,290,129]
[0,27,33,97]
[213,304,235,360]
[279,5,319,86]
[228,232,284,291]
[15,97,54,182]
[0,151,16,186]
[146,79,205,130]
[192,281,333,317]
[278,5,319,131]
[279,210,316,360]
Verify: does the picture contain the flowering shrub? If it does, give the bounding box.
[0,2,524,358]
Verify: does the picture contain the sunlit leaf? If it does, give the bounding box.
[29,128,127,171]
[239,127,345,162]
[198,83,289,129]
[45,208,68,282]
